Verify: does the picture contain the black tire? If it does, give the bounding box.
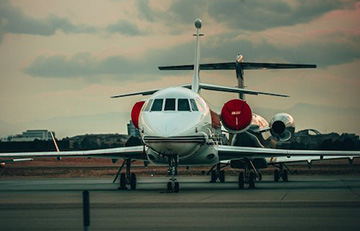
[167,182,172,191]
[248,172,255,189]
[274,170,280,182]
[130,173,137,190]
[282,169,288,182]
[238,172,244,189]
[119,173,126,189]
[210,170,217,183]
[219,170,225,183]
[174,182,179,193]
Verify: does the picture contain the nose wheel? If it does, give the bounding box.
[167,155,179,193]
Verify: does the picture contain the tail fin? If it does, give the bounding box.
[192,18,203,93]
[235,55,245,99]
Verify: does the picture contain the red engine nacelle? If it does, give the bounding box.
[131,101,145,129]
[220,99,252,133]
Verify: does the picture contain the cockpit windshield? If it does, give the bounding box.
[151,99,163,111]
[147,98,204,112]
[164,98,176,111]
[178,99,190,111]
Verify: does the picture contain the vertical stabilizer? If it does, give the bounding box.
[235,54,245,100]
[192,18,203,93]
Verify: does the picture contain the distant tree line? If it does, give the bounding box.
[278,136,360,151]
[0,134,142,153]
[1,132,359,153]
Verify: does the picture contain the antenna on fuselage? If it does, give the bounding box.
[192,18,203,93]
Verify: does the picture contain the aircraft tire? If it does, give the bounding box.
[130,173,137,190]
[282,169,288,182]
[219,170,225,183]
[167,182,172,191]
[238,172,244,189]
[119,173,126,190]
[248,172,255,189]
[174,182,179,193]
[210,170,217,183]
[274,170,280,182]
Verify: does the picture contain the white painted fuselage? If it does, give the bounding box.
[138,87,220,166]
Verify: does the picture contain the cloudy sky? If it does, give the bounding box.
[0,0,359,138]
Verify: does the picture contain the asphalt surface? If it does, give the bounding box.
[1,175,360,231]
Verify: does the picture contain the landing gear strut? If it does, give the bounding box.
[238,160,258,189]
[115,159,137,190]
[167,155,179,193]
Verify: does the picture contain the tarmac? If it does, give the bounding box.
[0,175,360,231]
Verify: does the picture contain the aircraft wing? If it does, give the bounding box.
[217,145,360,161]
[0,146,145,160]
[111,89,159,98]
[199,83,288,97]
[266,155,355,165]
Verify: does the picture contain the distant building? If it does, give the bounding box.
[2,130,55,142]
[127,121,140,137]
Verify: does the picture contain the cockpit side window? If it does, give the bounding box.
[164,98,176,111]
[144,99,153,112]
[195,97,205,112]
[178,98,190,111]
[190,99,198,111]
[151,99,163,111]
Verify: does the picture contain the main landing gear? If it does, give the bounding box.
[209,163,226,183]
[238,168,257,189]
[273,164,289,182]
[167,155,179,193]
[113,159,137,190]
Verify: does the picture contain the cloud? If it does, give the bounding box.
[207,0,356,31]
[106,20,147,36]
[135,0,357,33]
[136,0,207,26]
[0,0,96,41]
[23,26,360,80]
[24,52,154,79]
[202,29,360,67]
[23,43,195,81]
[136,0,155,22]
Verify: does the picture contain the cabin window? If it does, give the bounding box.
[190,99,198,111]
[178,99,190,111]
[164,98,176,111]
[151,99,163,111]
[144,99,153,111]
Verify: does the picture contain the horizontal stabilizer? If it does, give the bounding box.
[159,62,316,70]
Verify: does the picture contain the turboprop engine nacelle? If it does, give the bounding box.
[269,113,295,142]
[220,99,252,133]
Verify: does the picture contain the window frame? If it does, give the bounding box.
[150,98,164,112]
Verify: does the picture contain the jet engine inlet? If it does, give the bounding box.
[269,113,295,142]
[131,101,145,129]
[220,99,252,133]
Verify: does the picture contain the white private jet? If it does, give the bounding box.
[1,19,359,192]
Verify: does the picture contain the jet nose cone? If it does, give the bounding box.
[142,113,202,138]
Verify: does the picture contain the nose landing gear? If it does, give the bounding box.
[167,155,179,193]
